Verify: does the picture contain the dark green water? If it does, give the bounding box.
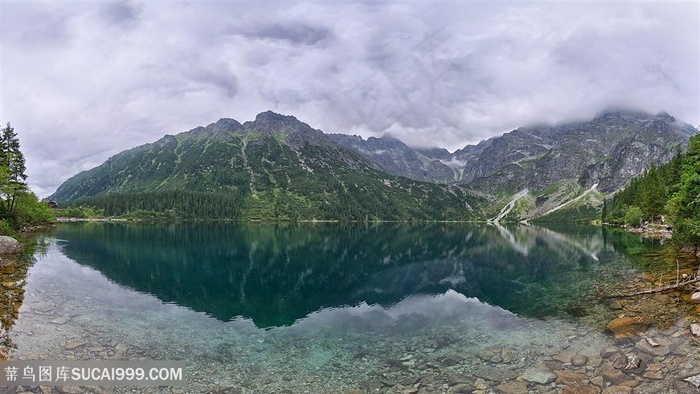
[53,222,645,327]
[7,222,668,393]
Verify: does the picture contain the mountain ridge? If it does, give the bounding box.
[51,112,483,221]
[51,109,696,221]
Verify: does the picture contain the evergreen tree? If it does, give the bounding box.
[0,123,27,216]
[0,123,28,216]
[669,134,700,251]
[641,164,665,222]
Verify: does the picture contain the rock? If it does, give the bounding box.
[601,346,621,359]
[684,374,700,388]
[0,236,21,254]
[601,387,633,394]
[587,355,602,367]
[51,316,72,325]
[602,367,629,385]
[60,387,84,394]
[501,348,517,363]
[32,301,55,313]
[607,316,650,337]
[494,381,527,394]
[556,370,586,385]
[477,346,502,363]
[518,367,555,384]
[447,373,471,386]
[474,366,519,382]
[612,354,642,370]
[590,376,604,387]
[690,293,700,303]
[642,371,663,380]
[635,337,673,356]
[571,354,588,366]
[553,350,576,363]
[691,323,700,336]
[64,340,87,350]
[561,385,600,394]
[474,378,487,390]
[448,384,473,394]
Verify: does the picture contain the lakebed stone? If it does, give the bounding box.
[689,292,700,303]
[607,316,651,337]
[556,370,586,384]
[561,385,600,394]
[494,381,527,394]
[690,323,700,336]
[63,340,87,350]
[602,387,633,394]
[518,366,555,384]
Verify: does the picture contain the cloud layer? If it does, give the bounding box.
[1,1,698,196]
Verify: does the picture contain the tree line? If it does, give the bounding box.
[603,133,700,250]
[0,123,54,234]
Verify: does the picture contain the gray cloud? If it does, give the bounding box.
[237,22,331,46]
[0,1,697,197]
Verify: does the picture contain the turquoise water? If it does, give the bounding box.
[4,223,681,393]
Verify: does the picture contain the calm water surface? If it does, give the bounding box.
[2,223,680,393]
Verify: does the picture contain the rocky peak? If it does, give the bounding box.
[205,118,243,134]
[245,110,318,136]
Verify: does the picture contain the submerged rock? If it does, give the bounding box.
[690,323,700,337]
[690,292,700,303]
[561,385,599,394]
[606,316,651,337]
[518,366,555,384]
[684,374,700,388]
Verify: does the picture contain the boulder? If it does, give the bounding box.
[606,316,650,337]
[0,236,21,255]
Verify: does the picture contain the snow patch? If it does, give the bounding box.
[490,189,529,223]
[540,183,598,217]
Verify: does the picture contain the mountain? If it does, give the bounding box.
[332,110,696,220]
[328,134,460,183]
[51,111,482,221]
[52,109,695,222]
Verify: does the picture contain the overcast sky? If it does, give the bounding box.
[1,1,698,197]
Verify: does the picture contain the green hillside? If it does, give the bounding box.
[52,112,483,221]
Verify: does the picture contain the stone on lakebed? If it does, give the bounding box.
[606,316,650,337]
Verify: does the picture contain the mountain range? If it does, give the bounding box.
[51,109,696,221]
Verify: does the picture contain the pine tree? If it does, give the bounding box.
[669,134,700,251]
[642,164,665,222]
[0,123,28,216]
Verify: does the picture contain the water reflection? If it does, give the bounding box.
[0,236,47,359]
[54,223,644,328]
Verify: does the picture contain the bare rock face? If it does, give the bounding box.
[0,236,21,255]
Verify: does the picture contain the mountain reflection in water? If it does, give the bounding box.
[54,223,634,328]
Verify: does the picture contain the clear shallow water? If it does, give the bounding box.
[3,223,689,393]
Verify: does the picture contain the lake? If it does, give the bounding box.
[3,222,699,393]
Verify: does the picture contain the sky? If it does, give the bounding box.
[1,1,698,197]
